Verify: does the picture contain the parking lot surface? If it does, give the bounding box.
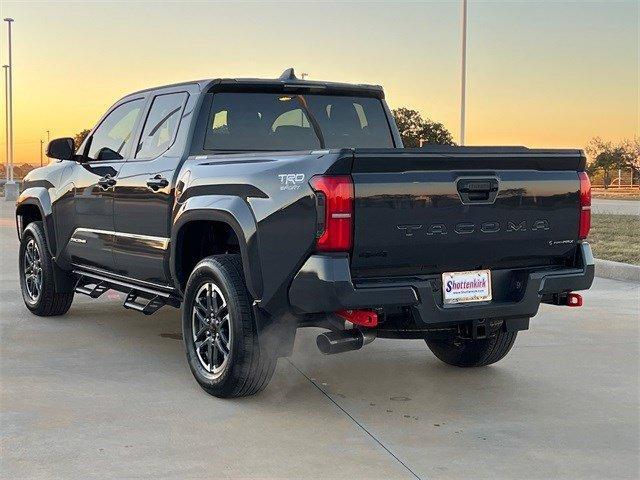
[1,202,638,480]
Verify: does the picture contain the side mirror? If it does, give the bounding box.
[46,138,75,160]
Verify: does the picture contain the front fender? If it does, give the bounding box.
[16,187,56,257]
[171,195,263,299]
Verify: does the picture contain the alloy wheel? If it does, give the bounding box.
[192,282,232,377]
[23,238,43,302]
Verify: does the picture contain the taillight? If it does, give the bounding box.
[578,171,591,239]
[309,175,353,251]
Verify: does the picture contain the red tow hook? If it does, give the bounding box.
[336,309,378,327]
[566,293,583,307]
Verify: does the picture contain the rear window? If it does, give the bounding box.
[204,92,393,151]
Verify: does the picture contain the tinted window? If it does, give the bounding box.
[136,92,188,159]
[206,93,320,151]
[204,93,393,151]
[310,96,393,149]
[87,99,144,161]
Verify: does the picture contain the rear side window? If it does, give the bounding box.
[204,92,393,151]
[136,92,188,159]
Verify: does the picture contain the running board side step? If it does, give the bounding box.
[123,291,168,315]
[73,270,181,315]
[74,276,109,298]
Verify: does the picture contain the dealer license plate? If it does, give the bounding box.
[442,269,492,305]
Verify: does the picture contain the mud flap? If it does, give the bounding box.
[52,258,76,294]
[503,317,530,332]
[253,305,297,358]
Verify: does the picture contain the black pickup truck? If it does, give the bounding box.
[16,69,594,398]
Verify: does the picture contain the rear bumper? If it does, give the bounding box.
[288,243,595,324]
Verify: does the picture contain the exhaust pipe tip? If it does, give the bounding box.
[316,332,336,355]
[317,329,374,355]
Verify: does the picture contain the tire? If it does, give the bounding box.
[426,330,517,367]
[182,254,277,398]
[19,221,74,316]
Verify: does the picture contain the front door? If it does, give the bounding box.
[66,98,146,272]
[113,91,190,285]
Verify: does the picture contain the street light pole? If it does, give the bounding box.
[40,139,44,167]
[46,130,50,143]
[460,0,467,146]
[5,18,13,182]
[3,65,8,184]
[3,18,17,200]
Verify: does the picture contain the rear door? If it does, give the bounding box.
[67,98,146,271]
[112,89,191,284]
[349,148,584,277]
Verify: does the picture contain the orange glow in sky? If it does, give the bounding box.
[1,1,638,165]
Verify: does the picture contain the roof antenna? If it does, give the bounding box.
[279,68,297,81]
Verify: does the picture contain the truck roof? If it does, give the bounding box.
[126,68,385,99]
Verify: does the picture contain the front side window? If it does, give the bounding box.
[87,99,144,161]
[204,92,393,151]
[136,92,188,159]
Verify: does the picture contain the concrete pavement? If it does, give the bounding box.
[1,203,639,479]
[592,198,640,215]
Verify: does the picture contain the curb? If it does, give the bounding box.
[595,258,640,282]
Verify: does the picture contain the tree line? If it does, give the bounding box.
[391,108,456,146]
[585,137,639,188]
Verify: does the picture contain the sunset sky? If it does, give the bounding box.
[0,0,638,165]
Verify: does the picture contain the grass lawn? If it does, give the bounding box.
[588,214,640,265]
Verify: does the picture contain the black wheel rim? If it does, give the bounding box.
[192,282,231,377]
[23,238,43,302]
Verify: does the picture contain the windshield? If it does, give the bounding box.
[204,92,394,151]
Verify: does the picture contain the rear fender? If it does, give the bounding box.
[170,195,263,299]
[171,196,299,357]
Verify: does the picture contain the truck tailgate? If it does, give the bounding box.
[350,147,586,277]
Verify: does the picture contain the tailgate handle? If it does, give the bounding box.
[457,178,499,204]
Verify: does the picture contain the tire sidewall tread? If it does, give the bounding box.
[426,329,518,367]
[182,254,276,398]
[19,222,73,317]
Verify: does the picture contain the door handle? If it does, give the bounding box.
[97,175,117,189]
[146,175,169,190]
